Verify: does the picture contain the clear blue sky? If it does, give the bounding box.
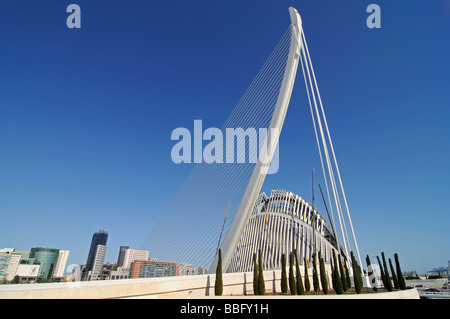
[0,1,449,274]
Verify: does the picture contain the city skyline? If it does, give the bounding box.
[1,1,449,275]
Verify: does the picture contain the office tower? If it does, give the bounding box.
[82,230,108,281]
[121,248,149,269]
[0,251,21,282]
[179,264,196,276]
[117,246,129,268]
[130,260,179,278]
[197,266,208,275]
[90,245,106,280]
[53,250,70,278]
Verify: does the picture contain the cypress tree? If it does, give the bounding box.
[253,253,259,295]
[389,258,399,289]
[366,255,378,292]
[312,253,320,293]
[342,258,352,288]
[304,257,311,292]
[318,252,328,295]
[258,249,265,295]
[214,249,223,296]
[281,253,288,293]
[330,255,336,290]
[332,250,343,294]
[351,251,363,294]
[294,250,305,295]
[344,260,351,290]
[381,252,393,292]
[394,253,407,290]
[289,252,297,295]
[338,255,348,292]
[376,255,387,288]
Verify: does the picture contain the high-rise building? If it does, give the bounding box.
[179,264,196,276]
[82,230,108,281]
[0,252,21,282]
[197,266,208,275]
[53,250,69,278]
[1,247,69,283]
[116,246,129,268]
[107,247,149,280]
[120,248,149,269]
[130,260,179,278]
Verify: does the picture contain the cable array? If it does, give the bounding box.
[141,11,364,277]
[141,26,293,270]
[298,29,364,273]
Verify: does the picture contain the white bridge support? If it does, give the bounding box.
[209,7,303,274]
[210,7,365,281]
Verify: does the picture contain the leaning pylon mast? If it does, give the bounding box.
[209,7,364,276]
[209,7,303,273]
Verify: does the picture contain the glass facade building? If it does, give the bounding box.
[117,246,129,268]
[82,230,108,281]
[86,230,108,271]
[30,247,59,281]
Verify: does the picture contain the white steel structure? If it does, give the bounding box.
[209,6,303,274]
[228,189,339,273]
[210,7,363,275]
[143,7,363,279]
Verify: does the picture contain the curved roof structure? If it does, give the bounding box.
[227,189,341,273]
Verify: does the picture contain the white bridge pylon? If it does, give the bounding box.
[209,7,364,275]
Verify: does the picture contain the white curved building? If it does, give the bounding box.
[227,189,341,273]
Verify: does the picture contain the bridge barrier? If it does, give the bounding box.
[0,268,419,299]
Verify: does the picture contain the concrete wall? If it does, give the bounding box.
[0,268,419,299]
